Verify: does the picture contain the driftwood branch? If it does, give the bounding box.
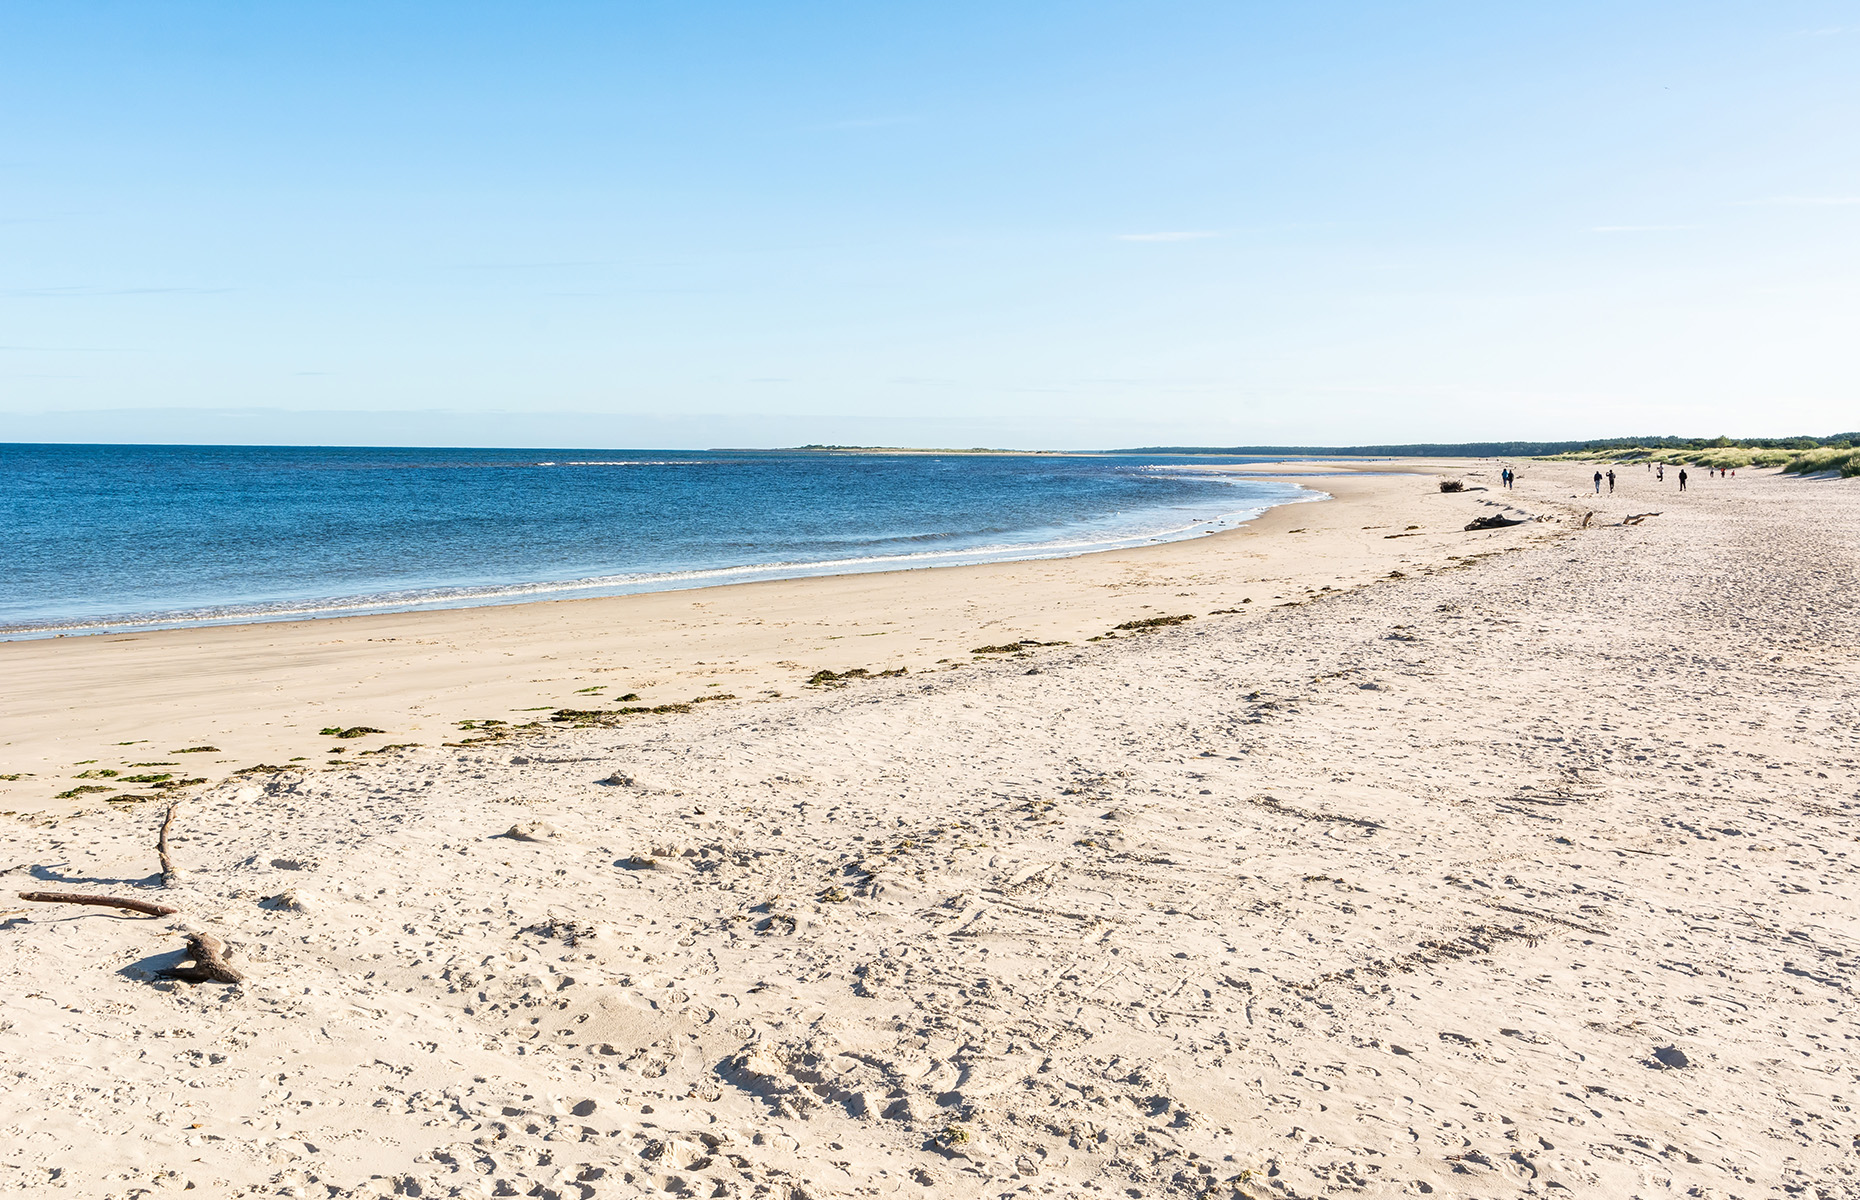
[164,932,244,984]
[158,801,181,887]
[1622,512,1662,525]
[17,890,180,917]
[23,798,251,985]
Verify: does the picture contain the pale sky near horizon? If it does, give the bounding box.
[2,2,1857,449]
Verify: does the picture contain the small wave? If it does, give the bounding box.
[1,487,1326,638]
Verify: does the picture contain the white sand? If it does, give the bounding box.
[3,461,1855,1198]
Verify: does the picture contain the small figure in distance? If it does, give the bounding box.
[1607,469,1616,493]
[1594,470,1603,494]
[1678,468,1688,492]
[1657,464,1664,482]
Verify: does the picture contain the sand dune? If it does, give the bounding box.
[3,462,1855,1198]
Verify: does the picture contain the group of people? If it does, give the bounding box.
[1499,460,1732,496]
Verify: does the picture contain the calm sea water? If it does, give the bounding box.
[0,445,1321,637]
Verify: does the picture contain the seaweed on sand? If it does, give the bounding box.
[808,667,907,687]
[318,726,384,739]
[549,695,738,726]
[55,785,116,799]
[1112,614,1195,632]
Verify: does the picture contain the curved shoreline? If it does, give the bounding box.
[0,480,1325,641]
[0,460,1530,807]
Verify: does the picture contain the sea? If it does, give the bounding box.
[0,444,1323,639]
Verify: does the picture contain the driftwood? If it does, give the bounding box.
[17,890,180,917]
[22,800,249,984]
[1464,514,1527,531]
[1622,512,1662,525]
[158,801,181,887]
[165,932,244,984]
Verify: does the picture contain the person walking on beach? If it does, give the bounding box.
[1607,469,1616,493]
[1678,468,1688,492]
[1657,464,1664,482]
[1594,471,1603,494]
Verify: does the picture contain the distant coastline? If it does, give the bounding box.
[1112,432,1860,457]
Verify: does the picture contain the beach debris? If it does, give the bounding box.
[972,639,1066,654]
[54,784,115,799]
[808,667,906,686]
[16,890,179,917]
[319,725,384,738]
[1438,479,1466,492]
[1112,614,1195,633]
[165,931,244,984]
[1464,514,1527,531]
[502,821,562,842]
[158,801,182,885]
[1622,511,1662,524]
[1650,1044,1691,1069]
[170,746,219,753]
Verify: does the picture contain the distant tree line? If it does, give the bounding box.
[1114,433,1858,456]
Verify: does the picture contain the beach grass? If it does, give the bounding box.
[1537,445,1858,474]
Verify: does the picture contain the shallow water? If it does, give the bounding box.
[0,445,1320,637]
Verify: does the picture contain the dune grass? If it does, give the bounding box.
[1537,445,1858,475]
[1780,447,1860,478]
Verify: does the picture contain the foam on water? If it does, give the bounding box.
[0,445,1322,638]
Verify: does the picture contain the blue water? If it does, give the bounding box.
[0,444,1322,637]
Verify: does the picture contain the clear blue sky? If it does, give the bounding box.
[3,2,1856,448]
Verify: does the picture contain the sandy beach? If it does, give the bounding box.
[3,460,1856,1198]
[0,463,1539,808]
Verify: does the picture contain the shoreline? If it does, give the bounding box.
[0,479,1323,642]
[0,459,1545,809]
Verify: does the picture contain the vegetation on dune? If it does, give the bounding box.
[1534,435,1858,476]
[1780,447,1860,478]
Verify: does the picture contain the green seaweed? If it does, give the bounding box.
[55,785,115,799]
[171,746,220,753]
[74,769,120,779]
[118,773,172,784]
[319,726,384,739]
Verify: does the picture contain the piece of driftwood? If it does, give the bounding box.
[158,801,181,887]
[21,803,250,984]
[1622,512,1662,525]
[17,890,180,917]
[164,931,244,984]
[1464,514,1527,531]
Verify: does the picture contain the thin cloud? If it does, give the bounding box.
[1740,195,1860,206]
[810,116,916,131]
[1117,231,1218,242]
[4,285,233,297]
[1590,224,1703,232]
